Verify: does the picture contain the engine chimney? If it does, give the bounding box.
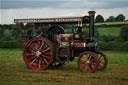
[88,11,96,41]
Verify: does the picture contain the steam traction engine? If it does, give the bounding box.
[14,11,108,72]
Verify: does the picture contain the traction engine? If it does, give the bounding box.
[14,11,108,72]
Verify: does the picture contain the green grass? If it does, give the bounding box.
[97,27,120,36]
[65,27,120,36]
[0,48,128,85]
[95,21,128,26]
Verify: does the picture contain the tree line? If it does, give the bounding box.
[0,13,127,42]
[0,22,128,50]
[95,14,126,22]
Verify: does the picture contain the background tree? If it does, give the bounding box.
[95,15,104,22]
[25,23,33,29]
[12,24,23,40]
[3,29,13,40]
[120,25,128,41]
[115,14,125,21]
[106,16,115,22]
[0,25,4,40]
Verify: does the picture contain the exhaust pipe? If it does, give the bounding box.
[88,11,96,41]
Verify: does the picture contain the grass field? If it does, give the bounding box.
[95,21,128,26]
[65,26,121,37]
[97,27,120,36]
[0,48,128,85]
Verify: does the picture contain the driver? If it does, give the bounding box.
[34,23,41,36]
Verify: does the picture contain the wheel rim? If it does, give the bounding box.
[24,38,53,70]
[96,51,108,71]
[78,52,98,72]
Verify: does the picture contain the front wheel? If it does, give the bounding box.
[78,51,99,73]
[95,51,108,71]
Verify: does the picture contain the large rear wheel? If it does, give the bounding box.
[24,37,54,70]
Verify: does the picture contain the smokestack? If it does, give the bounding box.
[88,11,96,41]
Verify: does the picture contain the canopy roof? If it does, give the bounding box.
[14,16,90,24]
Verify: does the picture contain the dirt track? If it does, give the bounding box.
[0,66,128,85]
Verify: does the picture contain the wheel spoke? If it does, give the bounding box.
[34,44,38,51]
[29,49,36,54]
[30,43,38,51]
[88,65,92,70]
[42,42,47,50]
[81,56,86,61]
[40,57,45,65]
[29,44,34,49]
[31,58,37,64]
[85,54,88,60]
[39,59,41,68]
[90,59,95,62]
[85,65,88,70]
[43,52,51,56]
[35,58,38,66]
[43,57,48,64]
[27,53,35,56]
[98,55,102,60]
[83,64,86,68]
[43,55,51,59]
[100,58,104,61]
[43,46,48,50]
[88,55,92,60]
[80,61,85,64]
[43,48,50,53]
[91,62,96,65]
[29,56,36,61]
[39,42,44,50]
[98,63,102,68]
[100,61,105,64]
[44,45,49,50]
[37,39,40,46]
[91,64,95,68]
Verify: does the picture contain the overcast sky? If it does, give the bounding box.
[0,0,128,24]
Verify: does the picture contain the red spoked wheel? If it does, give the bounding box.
[78,51,99,73]
[24,37,53,70]
[96,51,108,71]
